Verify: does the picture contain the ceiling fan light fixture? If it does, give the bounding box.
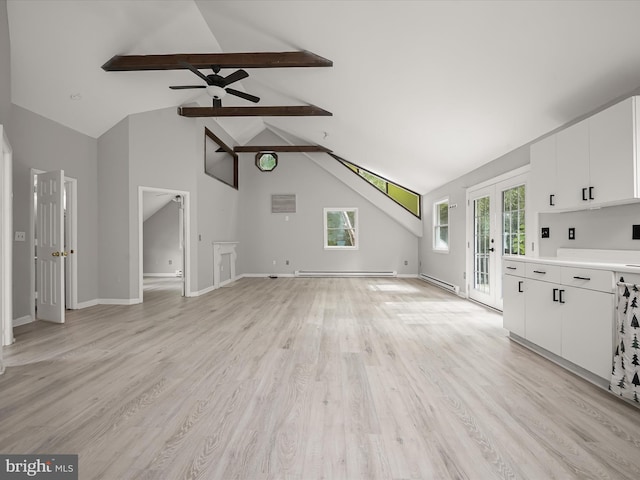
[206,85,226,99]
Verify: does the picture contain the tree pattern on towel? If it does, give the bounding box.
[611,283,640,403]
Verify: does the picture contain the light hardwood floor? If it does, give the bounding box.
[1,277,639,479]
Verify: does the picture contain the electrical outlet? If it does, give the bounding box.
[285,260,290,265]
[404,260,408,266]
[541,227,550,239]
[168,259,172,265]
[14,231,25,242]
[568,227,575,240]
[633,224,640,240]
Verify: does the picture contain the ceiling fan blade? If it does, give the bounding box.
[179,61,212,84]
[169,85,207,89]
[222,69,249,86]
[225,88,260,103]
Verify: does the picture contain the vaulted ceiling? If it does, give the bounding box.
[7,0,640,194]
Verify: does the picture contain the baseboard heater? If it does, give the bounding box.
[295,270,397,278]
[419,273,460,295]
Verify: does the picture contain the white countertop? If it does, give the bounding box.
[503,248,640,273]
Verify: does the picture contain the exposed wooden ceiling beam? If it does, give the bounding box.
[102,51,332,71]
[177,105,332,118]
[234,145,332,153]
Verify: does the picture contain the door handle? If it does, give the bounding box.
[518,281,523,293]
[573,276,590,281]
[553,288,559,302]
[582,187,588,201]
[489,247,495,252]
[533,270,546,274]
[589,186,595,200]
[549,194,555,206]
[52,251,60,257]
[506,266,516,270]
[559,289,565,304]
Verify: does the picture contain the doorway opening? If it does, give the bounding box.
[30,169,78,323]
[138,187,190,301]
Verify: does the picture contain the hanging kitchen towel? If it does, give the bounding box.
[610,282,640,403]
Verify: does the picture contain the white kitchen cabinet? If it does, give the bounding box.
[589,97,638,204]
[525,278,563,356]
[502,259,615,381]
[529,96,640,213]
[555,119,590,210]
[529,134,557,212]
[561,286,614,380]
[503,272,525,337]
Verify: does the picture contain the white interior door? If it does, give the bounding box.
[36,170,65,323]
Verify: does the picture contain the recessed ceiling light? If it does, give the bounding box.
[69,93,82,101]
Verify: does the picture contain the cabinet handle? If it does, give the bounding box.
[573,276,591,281]
[559,289,565,304]
[582,187,588,201]
[518,281,523,293]
[553,288,559,302]
[533,270,546,274]
[549,194,555,206]
[506,266,517,270]
[589,186,595,200]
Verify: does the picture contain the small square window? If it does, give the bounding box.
[324,208,358,249]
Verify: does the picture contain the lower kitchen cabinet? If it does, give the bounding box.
[561,286,614,380]
[502,260,615,381]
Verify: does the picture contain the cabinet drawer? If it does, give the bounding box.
[561,266,614,293]
[503,259,525,277]
[526,263,561,283]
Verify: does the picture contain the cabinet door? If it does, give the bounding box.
[589,97,637,205]
[529,135,557,213]
[503,275,525,337]
[561,287,614,380]
[525,279,562,355]
[556,120,589,210]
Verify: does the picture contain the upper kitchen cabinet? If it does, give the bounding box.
[530,96,640,212]
[529,134,557,213]
[589,97,637,204]
[555,119,589,210]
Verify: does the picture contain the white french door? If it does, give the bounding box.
[467,170,528,311]
[36,170,65,323]
[469,186,499,308]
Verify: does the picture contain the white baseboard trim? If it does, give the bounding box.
[241,273,295,278]
[76,299,99,309]
[194,285,216,297]
[397,273,419,278]
[144,273,180,277]
[13,315,32,327]
[98,298,142,305]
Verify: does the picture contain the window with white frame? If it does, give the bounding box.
[433,199,449,251]
[324,208,358,249]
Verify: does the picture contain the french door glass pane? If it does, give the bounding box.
[474,196,490,294]
[502,185,525,255]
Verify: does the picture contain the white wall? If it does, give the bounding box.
[419,146,529,295]
[0,0,10,126]
[195,120,240,292]
[538,203,640,256]
[143,201,181,275]
[97,116,130,300]
[238,129,419,275]
[9,105,98,319]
